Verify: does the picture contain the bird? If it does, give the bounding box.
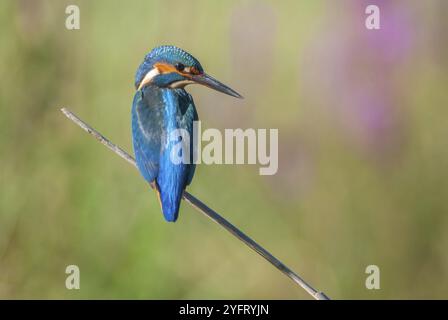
[132,45,242,222]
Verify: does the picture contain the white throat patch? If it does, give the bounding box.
[169,79,195,88]
[137,67,160,90]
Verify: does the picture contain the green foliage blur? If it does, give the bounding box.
[1,0,447,299]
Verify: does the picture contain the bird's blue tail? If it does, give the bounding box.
[159,188,182,222]
[155,169,186,222]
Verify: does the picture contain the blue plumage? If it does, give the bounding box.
[132,45,241,222]
[132,86,197,221]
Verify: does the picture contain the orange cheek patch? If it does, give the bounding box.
[154,62,194,79]
[154,62,177,74]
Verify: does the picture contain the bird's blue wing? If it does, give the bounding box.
[131,89,164,183]
[156,89,198,221]
[178,92,198,186]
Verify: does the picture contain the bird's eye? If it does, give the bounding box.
[175,63,185,72]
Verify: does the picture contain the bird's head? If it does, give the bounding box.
[135,45,242,98]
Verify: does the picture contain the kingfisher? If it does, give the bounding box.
[132,45,242,222]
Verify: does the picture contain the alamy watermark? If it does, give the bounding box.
[65,5,80,30]
[365,4,380,30]
[365,265,380,290]
[65,265,80,290]
[168,121,278,175]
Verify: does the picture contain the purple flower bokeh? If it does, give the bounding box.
[301,1,416,161]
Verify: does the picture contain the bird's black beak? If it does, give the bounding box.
[192,73,243,99]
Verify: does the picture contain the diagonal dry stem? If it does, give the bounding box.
[60,107,330,300]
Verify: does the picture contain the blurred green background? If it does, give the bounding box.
[1,0,447,299]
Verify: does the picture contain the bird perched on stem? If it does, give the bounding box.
[132,45,242,222]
